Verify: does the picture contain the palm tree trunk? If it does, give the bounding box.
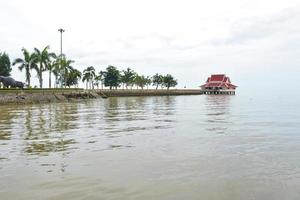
[54,75,57,88]
[39,72,43,88]
[39,64,43,88]
[49,70,52,88]
[26,71,31,88]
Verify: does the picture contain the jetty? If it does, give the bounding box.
[95,89,203,97]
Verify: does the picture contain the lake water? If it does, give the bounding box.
[1,94,300,199]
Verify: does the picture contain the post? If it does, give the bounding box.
[58,28,65,88]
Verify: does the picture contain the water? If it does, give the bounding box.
[1,94,300,199]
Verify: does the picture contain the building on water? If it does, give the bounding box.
[200,74,237,95]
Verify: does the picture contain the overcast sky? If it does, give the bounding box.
[1,0,300,92]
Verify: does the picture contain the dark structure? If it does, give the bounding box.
[200,74,237,95]
[0,76,24,89]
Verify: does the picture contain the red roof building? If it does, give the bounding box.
[200,74,237,94]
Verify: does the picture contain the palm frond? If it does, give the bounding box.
[13,58,24,65]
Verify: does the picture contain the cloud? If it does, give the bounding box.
[211,7,300,45]
[2,0,300,89]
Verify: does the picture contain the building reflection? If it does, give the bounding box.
[204,95,232,134]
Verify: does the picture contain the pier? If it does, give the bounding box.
[202,90,235,95]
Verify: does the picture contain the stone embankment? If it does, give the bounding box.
[0,90,99,104]
[0,89,203,104]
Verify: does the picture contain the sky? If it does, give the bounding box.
[1,0,300,92]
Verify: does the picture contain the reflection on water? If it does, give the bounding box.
[1,95,300,200]
[204,95,231,134]
[22,103,80,156]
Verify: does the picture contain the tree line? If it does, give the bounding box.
[0,47,177,90]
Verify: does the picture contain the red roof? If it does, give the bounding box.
[210,74,226,82]
[201,74,237,89]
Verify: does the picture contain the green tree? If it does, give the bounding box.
[152,73,163,89]
[121,68,135,89]
[0,52,12,77]
[145,76,152,89]
[59,56,74,88]
[163,74,177,90]
[33,46,56,88]
[46,53,57,88]
[13,48,37,87]
[134,75,148,90]
[52,58,62,88]
[104,66,121,89]
[65,68,82,88]
[82,66,96,89]
[49,58,59,88]
[98,71,105,89]
[94,72,104,89]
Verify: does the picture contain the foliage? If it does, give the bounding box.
[82,66,96,89]
[152,73,164,89]
[94,71,105,89]
[134,75,148,89]
[163,74,177,89]
[52,57,62,87]
[103,66,121,89]
[121,68,135,89]
[46,53,57,88]
[64,68,82,88]
[13,48,37,87]
[2,47,180,90]
[145,76,152,89]
[59,56,74,88]
[0,52,12,76]
[33,46,56,88]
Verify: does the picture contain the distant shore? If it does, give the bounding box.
[0,89,203,104]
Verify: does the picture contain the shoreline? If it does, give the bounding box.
[0,89,203,104]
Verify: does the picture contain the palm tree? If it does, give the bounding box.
[64,67,82,88]
[94,75,102,89]
[71,69,82,88]
[82,66,95,89]
[121,68,135,89]
[59,56,74,88]
[145,76,152,89]
[13,48,37,88]
[134,75,148,90]
[33,46,56,88]
[99,71,105,89]
[82,73,89,89]
[46,53,57,88]
[52,58,61,88]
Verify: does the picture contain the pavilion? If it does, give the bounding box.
[200,74,237,95]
